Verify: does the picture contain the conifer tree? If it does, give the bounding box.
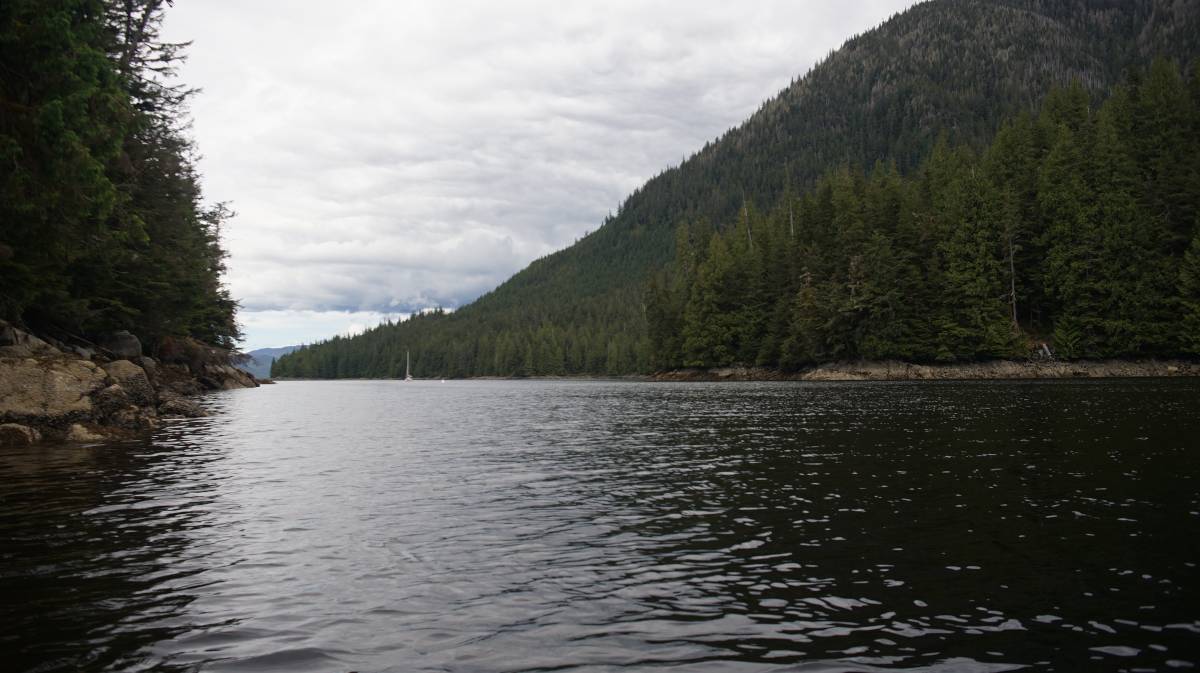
[681,235,740,367]
[1179,229,1200,354]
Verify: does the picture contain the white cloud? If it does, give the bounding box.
[238,310,407,351]
[163,0,919,348]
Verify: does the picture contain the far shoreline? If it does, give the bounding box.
[653,359,1198,382]
[268,358,1199,383]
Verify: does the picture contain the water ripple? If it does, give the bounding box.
[1,379,1198,672]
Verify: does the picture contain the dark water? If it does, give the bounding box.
[2,380,1199,673]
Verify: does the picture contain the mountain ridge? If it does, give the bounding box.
[239,346,300,379]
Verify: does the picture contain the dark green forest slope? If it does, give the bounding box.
[0,0,239,350]
[273,0,1200,379]
[648,63,1200,369]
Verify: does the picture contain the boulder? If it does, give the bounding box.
[0,357,107,422]
[93,384,132,419]
[102,360,156,406]
[97,330,142,359]
[157,363,202,396]
[0,423,41,447]
[158,396,208,418]
[110,406,159,430]
[0,321,60,358]
[135,356,159,382]
[0,319,23,346]
[202,364,259,390]
[66,423,108,442]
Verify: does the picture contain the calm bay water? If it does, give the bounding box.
[1,379,1198,673]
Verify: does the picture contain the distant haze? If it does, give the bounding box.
[162,0,918,350]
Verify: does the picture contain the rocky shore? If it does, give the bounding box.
[654,359,1199,382]
[0,321,258,446]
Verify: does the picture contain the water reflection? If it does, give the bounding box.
[1,380,1198,672]
[0,420,228,672]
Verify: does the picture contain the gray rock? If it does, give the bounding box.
[202,364,259,390]
[98,330,142,359]
[102,360,156,406]
[163,378,202,397]
[0,423,41,447]
[0,357,107,422]
[93,384,132,418]
[135,356,158,382]
[158,397,208,418]
[71,346,95,360]
[0,322,60,358]
[110,406,159,430]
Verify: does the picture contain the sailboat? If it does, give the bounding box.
[405,350,413,381]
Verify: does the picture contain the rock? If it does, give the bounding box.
[135,356,158,382]
[66,423,108,442]
[110,406,159,430]
[102,360,156,406]
[0,423,41,447]
[97,330,142,359]
[0,321,16,346]
[0,357,107,422]
[163,378,202,397]
[94,383,131,413]
[158,396,208,418]
[196,375,221,391]
[157,363,202,396]
[0,322,60,358]
[71,346,95,360]
[199,364,258,390]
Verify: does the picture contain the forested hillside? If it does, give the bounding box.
[0,0,239,351]
[273,0,1200,379]
[648,62,1200,368]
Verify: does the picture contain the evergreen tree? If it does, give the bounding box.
[681,235,740,367]
[1179,229,1200,354]
[0,0,240,350]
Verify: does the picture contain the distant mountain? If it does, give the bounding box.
[273,0,1200,379]
[240,346,300,379]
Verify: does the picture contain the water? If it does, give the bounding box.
[2,379,1198,673]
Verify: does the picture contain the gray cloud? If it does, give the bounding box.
[163,0,918,349]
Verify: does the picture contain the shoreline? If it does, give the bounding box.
[653,359,1199,382]
[1,321,259,447]
[271,359,1200,383]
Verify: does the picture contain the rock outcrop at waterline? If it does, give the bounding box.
[655,359,1199,382]
[0,321,258,446]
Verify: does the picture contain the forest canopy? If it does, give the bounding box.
[647,61,1200,369]
[0,0,240,351]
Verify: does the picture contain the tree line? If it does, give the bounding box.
[647,60,1200,369]
[0,0,239,350]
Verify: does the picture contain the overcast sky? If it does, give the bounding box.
[162,1,919,350]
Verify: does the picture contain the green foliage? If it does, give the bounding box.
[0,0,239,349]
[1179,230,1200,354]
[652,65,1200,366]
